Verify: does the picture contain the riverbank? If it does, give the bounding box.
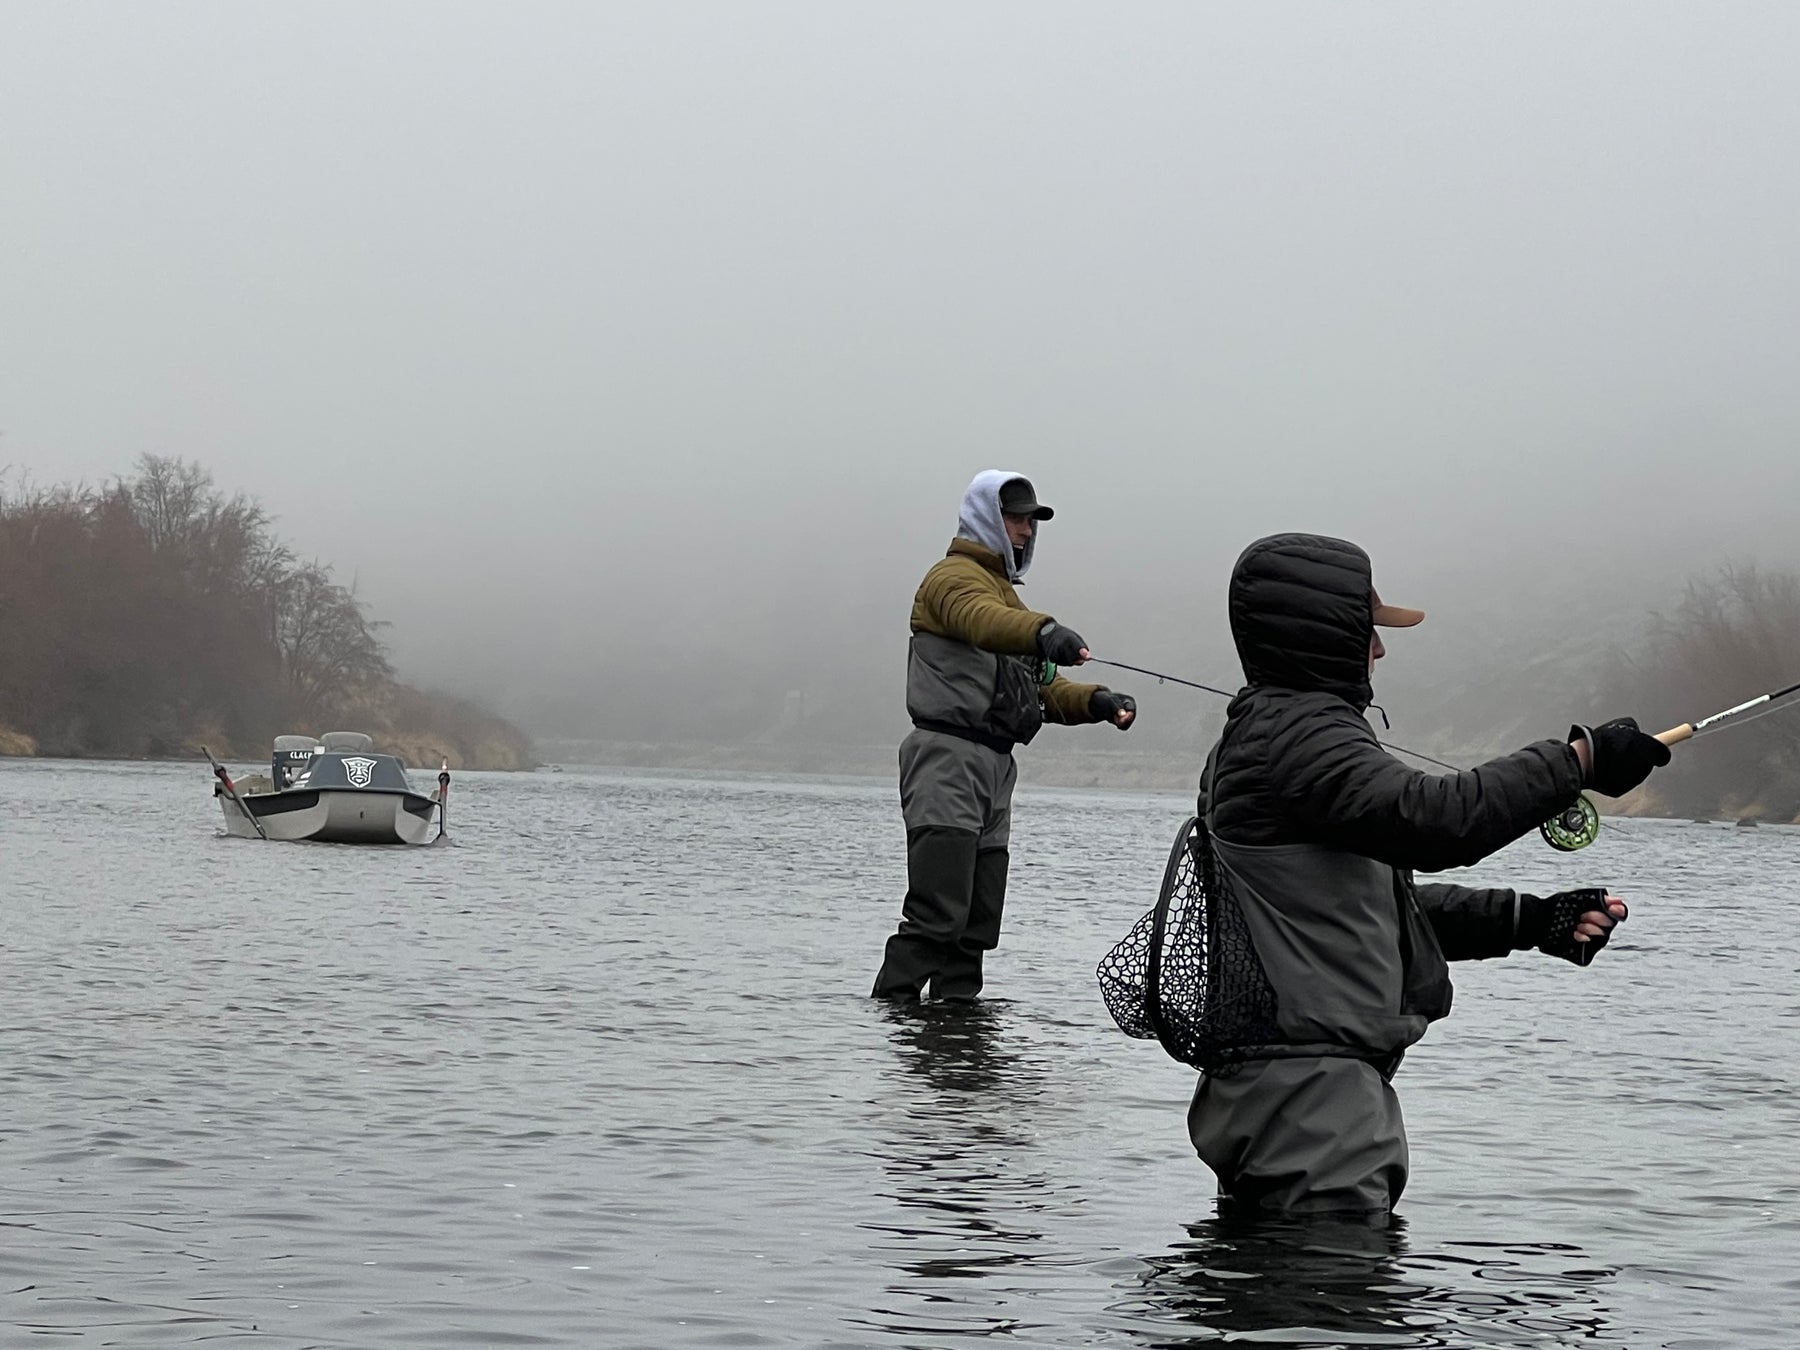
[0,727,533,772]
[0,726,38,757]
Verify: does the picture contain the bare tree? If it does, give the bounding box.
[272,563,393,721]
[4,458,521,764]
[127,455,213,554]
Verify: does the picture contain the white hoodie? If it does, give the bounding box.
[955,469,1038,582]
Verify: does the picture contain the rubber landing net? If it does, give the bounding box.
[1096,814,1280,1075]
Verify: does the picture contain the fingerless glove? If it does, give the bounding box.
[1517,887,1621,966]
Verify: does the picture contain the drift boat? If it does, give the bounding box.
[208,732,446,844]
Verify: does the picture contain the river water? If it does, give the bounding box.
[2,757,1796,1347]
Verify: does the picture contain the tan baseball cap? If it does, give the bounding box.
[1372,589,1424,627]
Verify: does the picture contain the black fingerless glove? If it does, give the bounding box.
[1037,621,1088,666]
[1516,887,1622,966]
[1090,690,1136,728]
[1570,717,1672,797]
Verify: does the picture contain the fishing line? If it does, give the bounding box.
[1087,657,1463,772]
[1085,658,1235,700]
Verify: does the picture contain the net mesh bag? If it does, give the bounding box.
[1096,815,1280,1074]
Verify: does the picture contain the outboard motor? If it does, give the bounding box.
[272,735,320,789]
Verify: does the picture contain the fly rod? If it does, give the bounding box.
[1654,680,1800,746]
[1086,658,1800,851]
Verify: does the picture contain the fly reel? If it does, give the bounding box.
[1540,794,1601,851]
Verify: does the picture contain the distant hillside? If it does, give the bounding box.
[0,457,533,770]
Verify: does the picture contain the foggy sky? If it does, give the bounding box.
[6,4,1800,744]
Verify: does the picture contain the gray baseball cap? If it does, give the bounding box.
[998,476,1054,520]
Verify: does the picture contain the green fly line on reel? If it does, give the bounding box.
[1540,794,1602,851]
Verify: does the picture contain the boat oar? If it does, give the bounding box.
[203,745,267,840]
[437,759,450,840]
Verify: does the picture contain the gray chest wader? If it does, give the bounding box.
[875,646,1041,1000]
[1187,832,1453,1215]
[1209,838,1451,1061]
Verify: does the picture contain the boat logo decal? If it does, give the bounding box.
[343,756,377,787]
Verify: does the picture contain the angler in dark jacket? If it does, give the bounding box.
[1190,532,1671,1214]
[872,470,1138,1001]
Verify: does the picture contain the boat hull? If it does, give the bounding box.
[219,787,438,844]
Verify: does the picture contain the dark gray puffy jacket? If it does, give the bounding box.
[1204,533,1585,963]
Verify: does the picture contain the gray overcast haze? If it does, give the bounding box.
[6,3,1800,752]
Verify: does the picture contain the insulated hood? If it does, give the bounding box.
[956,469,1038,581]
[1228,533,1381,707]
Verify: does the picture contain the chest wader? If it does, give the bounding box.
[1187,838,1451,1215]
[874,653,1041,1001]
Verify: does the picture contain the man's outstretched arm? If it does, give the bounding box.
[916,565,1045,654]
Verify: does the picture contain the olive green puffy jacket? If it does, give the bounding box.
[906,539,1106,737]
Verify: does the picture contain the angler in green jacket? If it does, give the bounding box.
[872,470,1138,1002]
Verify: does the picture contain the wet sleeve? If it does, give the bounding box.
[1264,702,1584,872]
[1042,674,1106,724]
[917,564,1048,655]
[1414,881,1519,961]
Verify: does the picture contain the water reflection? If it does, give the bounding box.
[858,1001,1066,1333]
[869,1000,1053,1244]
[879,998,1028,1097]
[1124,1212,1618,1347]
